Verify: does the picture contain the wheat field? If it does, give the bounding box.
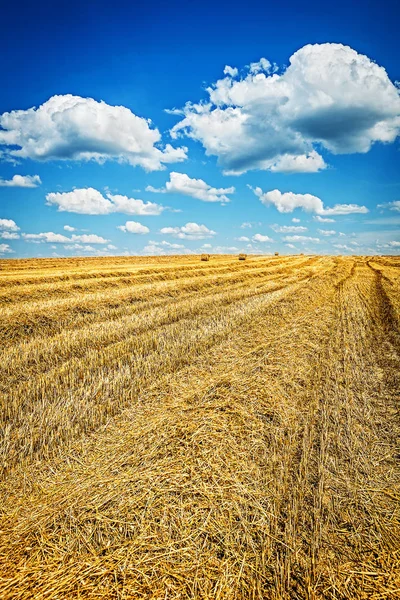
[0,253,399,599]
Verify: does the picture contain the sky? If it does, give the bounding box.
[1,0,399,258]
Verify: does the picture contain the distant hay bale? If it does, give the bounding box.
[274,252,279,256]
[201,254,210,261]
[238,253,247,260]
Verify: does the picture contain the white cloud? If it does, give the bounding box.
[149,240,185,249]
[1,231,20,239]
[0,218,19,231]
[73,234,109,244]
[322,204,368,215]
[107,244,117,250]
[64,244,97,252]
[224,65,238,77]
[160,222,216,240]
[292,218,300,223]
[252,187,368,215]
[209,245,239,253]
[0,95,187,171]
[22,232,109,244]
[240,222,253,229]
[46,188,165,215]
[333,244,353,251]
[170,43,400,174]
[271,224,308,233]
[269,151,327,173]
[0,243,14,254]
[146,172,234,203]
[314,215,335,223]
[0,174,41,188]
[377,200,400,212]
[285,243,297,249]
[283,235,320,243]
[253,187,324,213]
[201,244,212,249]
[249,57,274,74]
[252,233,273,243]
[117,221,150,234]
[143,241,193,255]
[236,236,250,242]
[318,229,337,236]
[64,225,76,231]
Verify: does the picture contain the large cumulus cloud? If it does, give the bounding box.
[170,43,400,174]
[0,95,187,171]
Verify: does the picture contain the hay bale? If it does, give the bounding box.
[238,254,247,260]
[274,252,279,256]
[201,254,210,261]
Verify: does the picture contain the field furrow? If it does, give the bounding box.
[0,257,317,346]
[1,268,321,471]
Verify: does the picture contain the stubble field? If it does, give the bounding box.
[0,254,399,599]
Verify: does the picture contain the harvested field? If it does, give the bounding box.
[0,254,399,599]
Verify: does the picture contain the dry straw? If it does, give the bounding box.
[0,254,399,599]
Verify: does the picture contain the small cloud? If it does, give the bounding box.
[1,231,20,240]
[251,187,368,215]
[333,244,353,252]
[209,245,239,253]
[317,229,336,236]
[146,172,234,203]
[0,243,14,254]
[252,233,273,243]
[321,204,368,216]
[269,151,327,174]
[117,221,150,234]
[22,232,109,244]
[64,244,97,252]
[0,218,20,232]
[0,174,41,188]
[160,222,216,240]
[143,242,193,255]
[223,65,238,77]
[377,200,400,212]
[283,235,320,243]
[249,57,272,74]
[236,236,250,242]
[271,224,308,233]
[47,188,165,215]
[73,234,109,244]
[64,225,76,232]
[314,215,335,223]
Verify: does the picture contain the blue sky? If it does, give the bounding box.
[1,0,399,257]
